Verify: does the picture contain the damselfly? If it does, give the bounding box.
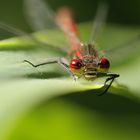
[2,0,139,95]
[21,0,119,95]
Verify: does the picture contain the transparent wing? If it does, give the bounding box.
[105,35,140,66]
[0,22,68,53]
[23,0,59,31]
[23,0,75,51]
[24,0,82,58]
[89,2,109,44]
[0,22,26,40]
[0,0,70,53]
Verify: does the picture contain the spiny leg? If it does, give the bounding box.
[23,59,59,67]
[96,72,119,96]
[23,58,75,79]
[99,77,115,96]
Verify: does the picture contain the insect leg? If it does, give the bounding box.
[24,59,60,67]
[96,72,119,95]
[23,58,75,78]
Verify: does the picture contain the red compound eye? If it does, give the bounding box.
[99,58,110,69]
[70,59,82,69]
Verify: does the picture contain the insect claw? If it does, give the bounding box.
[23,60,27,63]
[23,60,37,67]
[98,74,119,96]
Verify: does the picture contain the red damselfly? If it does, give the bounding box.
[1,1,140,95]
[21,0,120,95]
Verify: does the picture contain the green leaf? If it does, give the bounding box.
[0,23,140,140]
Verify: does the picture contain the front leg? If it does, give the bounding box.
[97,72,119,95]
[23,58,75,79]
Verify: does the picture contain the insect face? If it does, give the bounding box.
[82,57,99,80]
[70,57,111,80]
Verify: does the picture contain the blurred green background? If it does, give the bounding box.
[0,0,140,140]
[0,0,140,30]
